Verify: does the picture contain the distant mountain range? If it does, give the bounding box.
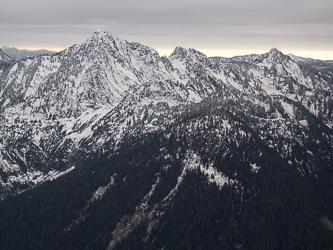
[211,51,333,68]
[0,49,12,62]
[1,46,56,60]
[0,30,332,249]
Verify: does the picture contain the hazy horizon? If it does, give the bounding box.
[2,42,333,61]
[2,43,332,61]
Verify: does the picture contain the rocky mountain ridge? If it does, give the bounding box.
[0,49,12,63]
[0,30,332,199]
[1,46,56,60]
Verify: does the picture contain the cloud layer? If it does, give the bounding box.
[1,0,332,58]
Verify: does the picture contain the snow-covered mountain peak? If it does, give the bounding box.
[247,47,317,97]
[188,48,207,60]
[84,29,117,48]
[254,48,294,70]
[269,47,279,53]
[77,29,161,63]
[90,29,117,44]
[170,46,207,61]
[0,49,12,63]
[93,28,108,35]
[265,47,285,62]
[170,46,188,58]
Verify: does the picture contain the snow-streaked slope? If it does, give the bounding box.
[0,30,332,199]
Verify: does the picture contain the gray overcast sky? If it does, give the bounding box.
[1,0,333,59]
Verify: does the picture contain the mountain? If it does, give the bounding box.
[1,46,56,60]
[212,51,333,71]
[0,49,12,62]
[0,49,12,72]
[0,30,333,249]
[287,53,333,65]
[287,53,333,71]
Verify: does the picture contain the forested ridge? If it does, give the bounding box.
[1,98,333,249]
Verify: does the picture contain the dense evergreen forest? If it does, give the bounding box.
[1,99,333,250]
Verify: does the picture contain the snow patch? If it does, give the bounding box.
[299,119,308,127]
[183,151,236,189]
[250,163,260,173]
[107,176,160,249]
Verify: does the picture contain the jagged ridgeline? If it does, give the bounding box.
[0,30,333,249]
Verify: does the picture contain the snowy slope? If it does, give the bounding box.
[0,30,332,199]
